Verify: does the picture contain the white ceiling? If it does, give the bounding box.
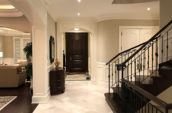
[0,0,23,17]
[41,0,160,20]
[0,27,30,36]
[0,0,159,20]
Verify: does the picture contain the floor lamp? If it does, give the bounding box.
[0,52,3,65]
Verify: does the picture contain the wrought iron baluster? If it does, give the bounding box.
[108,64,110,93]
[143,51,146,79]
[117,59,120,91]
[161,36,164,62]
[166,32,169,60]
[134,59,137,84]
[127,52,130,80]
[127,63,129,80]
[152,42,154,74]
[155,38,159,71]
[112,63,114,86]
[148,46,150,71]
[156,108,158,113]
[141,51,143,81]
[115,62,117,86]
[138,54,141,83]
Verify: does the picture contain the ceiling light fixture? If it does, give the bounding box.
[74,27,80,31]
[77,12,80,16]
[0,5,15,10]
[77,0,82,3]
[147,7,151,11]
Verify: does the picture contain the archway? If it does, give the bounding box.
[9,0,50,103]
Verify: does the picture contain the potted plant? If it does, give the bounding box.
[23,42,32,81]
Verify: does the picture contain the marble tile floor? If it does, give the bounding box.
[33,81,114,113]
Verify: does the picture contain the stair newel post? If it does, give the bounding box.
[108,64,111,93]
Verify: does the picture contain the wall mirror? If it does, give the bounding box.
[49,36,55,63]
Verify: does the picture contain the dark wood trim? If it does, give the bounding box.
[0,84,38,113]
[106,41,146,65]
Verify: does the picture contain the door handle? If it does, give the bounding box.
[70,56,72,61]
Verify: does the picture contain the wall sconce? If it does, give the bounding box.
[74,26,80,31]
[0,51,3,65]
[0,52,3,58]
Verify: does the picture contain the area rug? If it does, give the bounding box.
[66,74,90,81]
[0,96,17,111]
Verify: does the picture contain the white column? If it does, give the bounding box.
[32,25,49,103]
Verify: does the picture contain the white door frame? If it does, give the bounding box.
[119,26,159,52]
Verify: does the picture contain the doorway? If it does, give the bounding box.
[65,32,88,74]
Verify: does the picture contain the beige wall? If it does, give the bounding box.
[97,19,159,63]
[2,36,13,58]
[0,16,31,33]
[47,14,56,65]
[160,0,172,27]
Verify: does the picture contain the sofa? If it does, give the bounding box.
[0,65,26,88]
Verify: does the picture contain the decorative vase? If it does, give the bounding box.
[54,59,60,69]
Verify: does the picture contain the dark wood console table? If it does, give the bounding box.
[49,68,65,95]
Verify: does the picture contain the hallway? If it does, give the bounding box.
[33,81,113,113]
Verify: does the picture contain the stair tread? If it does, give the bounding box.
[105,93,136,113]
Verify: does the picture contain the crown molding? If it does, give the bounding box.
[112,0,158,4]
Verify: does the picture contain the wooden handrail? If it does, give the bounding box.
[122,20,172,66]
[123,80,168,108]
[106,41,147,65]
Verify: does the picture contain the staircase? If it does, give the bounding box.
[138,60,172,96]
[105,20,172,113]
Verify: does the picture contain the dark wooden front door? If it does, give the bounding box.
[66,33,88,73]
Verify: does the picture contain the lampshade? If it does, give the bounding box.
[0,52,3,58]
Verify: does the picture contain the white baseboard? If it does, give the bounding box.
[32,88,50,104]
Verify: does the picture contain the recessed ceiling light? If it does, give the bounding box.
[77,0,82,3]
[77,12,80,16]
[147,7,151,11]
[0,5,15,9]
